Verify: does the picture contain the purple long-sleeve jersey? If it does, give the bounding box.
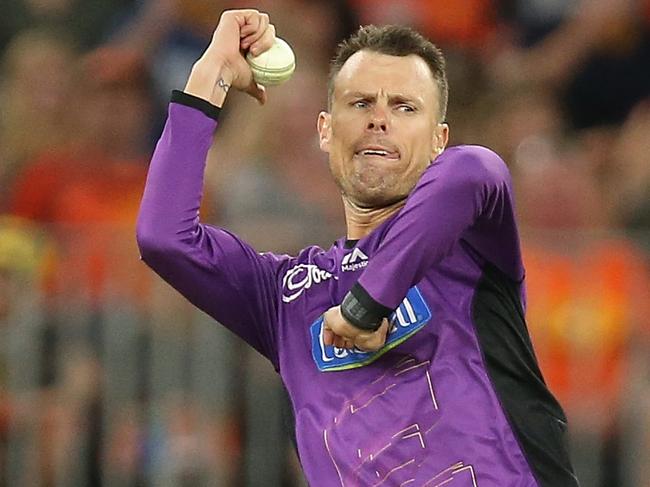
[137,93,578,487]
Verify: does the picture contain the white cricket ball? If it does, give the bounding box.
[246,37,296,86]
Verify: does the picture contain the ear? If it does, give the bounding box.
[431,122,449,158]
[317,111,332,153]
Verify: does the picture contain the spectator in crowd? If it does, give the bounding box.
[0,216,54,486]
[0,0,135,55]
[8,47,156,304]
[490,0,650,129]
[515,137,650,487]
[351,0,498,50]
[0,28,77,203]
[610,100,650,244]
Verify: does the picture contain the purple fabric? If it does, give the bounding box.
[358,145,526,310]
[137,103,539,486]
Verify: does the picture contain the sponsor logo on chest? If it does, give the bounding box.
[310,286,432,372]
[282,264,335,303]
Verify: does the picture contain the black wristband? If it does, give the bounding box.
[340,283,393,332]
[171,90,221,121]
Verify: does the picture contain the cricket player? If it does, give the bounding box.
[137,9,579,486]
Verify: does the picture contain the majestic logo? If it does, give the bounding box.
[282,264,334,303]
[341,248,368,272]
[310,286,432,372]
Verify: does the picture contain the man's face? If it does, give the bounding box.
[318,50,448,208]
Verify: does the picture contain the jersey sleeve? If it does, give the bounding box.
[136,91,286,367]
[342,145,524,330]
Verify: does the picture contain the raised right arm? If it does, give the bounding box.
[136,10,285,363]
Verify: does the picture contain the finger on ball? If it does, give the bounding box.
[240,24,258,37]
[245,28,274,54]
[250,31,275,55]
[241,19,269,46]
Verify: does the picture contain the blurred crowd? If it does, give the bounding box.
[0,0,649,486]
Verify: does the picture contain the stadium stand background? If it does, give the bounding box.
[1,0,649,485]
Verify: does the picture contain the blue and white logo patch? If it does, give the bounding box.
[310,286,431,372]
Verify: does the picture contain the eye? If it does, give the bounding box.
[396,104,415,113]
[351,100,368,109]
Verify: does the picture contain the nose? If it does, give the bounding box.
[366,106,388,133]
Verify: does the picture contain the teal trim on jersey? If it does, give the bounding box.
[311,286,431,372]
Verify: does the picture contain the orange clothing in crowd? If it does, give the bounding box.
[523,237,650,429]
[9,147,149,301]
[350,0,496,49]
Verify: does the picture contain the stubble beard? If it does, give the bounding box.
[331,164,408,209]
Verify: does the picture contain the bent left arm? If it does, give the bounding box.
[341,146,520,333]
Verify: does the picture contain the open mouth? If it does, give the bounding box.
[354,147,400,161]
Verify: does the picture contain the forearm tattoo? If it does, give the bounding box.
[217,77,230,93]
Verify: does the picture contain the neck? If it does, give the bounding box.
[343,196,406,240]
